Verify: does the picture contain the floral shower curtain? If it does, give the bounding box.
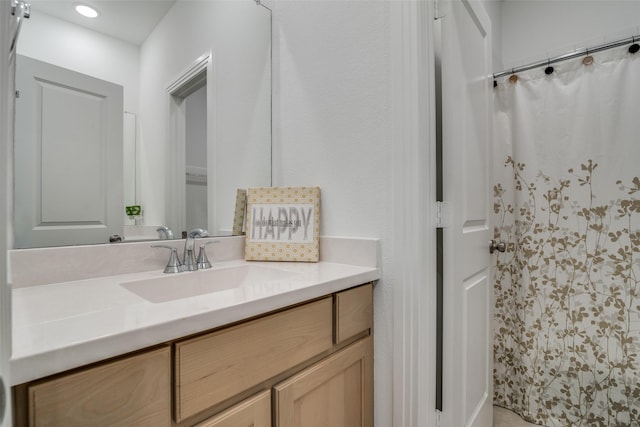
[493,45,640,426]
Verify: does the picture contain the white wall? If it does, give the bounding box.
[481,0,504,71]
[17,12,140,113]
[273,1,393,425]
[138,0,271,232]
[501,0,640,70]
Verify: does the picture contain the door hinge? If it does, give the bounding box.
[435,201,451,229]
[436,409,442,427]
[15,90,20,98]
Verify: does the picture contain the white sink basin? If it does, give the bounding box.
[121,265,299,303]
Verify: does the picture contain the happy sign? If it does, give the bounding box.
[249,204,314,243]
[244,187,320,262]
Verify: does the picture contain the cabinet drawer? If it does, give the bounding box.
[194,390,271,427]
[175,297,333,421]
[27,347,171,427]
[334,284,373,344]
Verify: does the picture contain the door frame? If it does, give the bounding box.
[1,3,15,425]
[166,52,215,236]
[389,1,438,426]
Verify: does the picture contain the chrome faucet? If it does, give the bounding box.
[183,228,209,271]
[156,226,174,240]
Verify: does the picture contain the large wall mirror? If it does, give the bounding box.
[14,0,271,248]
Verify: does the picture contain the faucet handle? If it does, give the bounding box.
[196,241,220,270]
[151,245,184,273]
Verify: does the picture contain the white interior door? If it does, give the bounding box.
[441,1,493,426]
[15,55,123,248]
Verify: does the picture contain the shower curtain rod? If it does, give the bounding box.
[493,34,640,79]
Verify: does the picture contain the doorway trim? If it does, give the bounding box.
[389,1,437,426]
[0,6,15,425]
[166,52,215,236]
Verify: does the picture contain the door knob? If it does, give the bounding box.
[489,240,506,254]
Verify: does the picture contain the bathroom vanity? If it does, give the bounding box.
[9,237,379,427]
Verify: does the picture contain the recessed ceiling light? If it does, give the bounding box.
[74,3,99,18]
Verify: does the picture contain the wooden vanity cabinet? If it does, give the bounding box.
[174,297,333,422]
[334,283,373,345]
[271,283,373,427]
[19,346,171,427]
[192,390,271,427]
[13,283,374,427]
[274,336,373,427]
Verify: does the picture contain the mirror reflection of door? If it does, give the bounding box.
[14,55,124,248]
[185,85,207,232]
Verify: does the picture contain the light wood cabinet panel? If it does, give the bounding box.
[335,284,373,344]
[274,336,373,427]
[193,390,271,427]
[27,346,171,427]
[175,297,333,422]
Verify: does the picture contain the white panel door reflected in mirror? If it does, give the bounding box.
[15,55,123,248]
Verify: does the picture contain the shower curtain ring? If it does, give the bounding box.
[630,36,640,54]
[509,69,518,84]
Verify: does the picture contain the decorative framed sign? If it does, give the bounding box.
[245,187,320,262]
[232,189,247,235]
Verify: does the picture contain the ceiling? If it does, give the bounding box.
[28,0,177,45]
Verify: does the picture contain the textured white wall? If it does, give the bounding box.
[273,1,393,425]
[481,0,504,71]
[501,0,640,70]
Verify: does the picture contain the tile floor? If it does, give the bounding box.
[493,406,542,427]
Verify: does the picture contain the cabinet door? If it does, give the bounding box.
[334,284,373,344]
[194,390,271,427]
[27,347,171,427]
[175,297,332,422]
[274,336,373,427]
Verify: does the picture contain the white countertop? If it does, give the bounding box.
[11,258,379,385]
